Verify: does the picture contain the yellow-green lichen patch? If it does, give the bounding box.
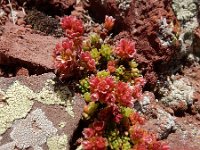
[0,81,34,135]
[0,78,75,135]
[58,121,66,129]
[37,79,75,117]
[47,134,68,150]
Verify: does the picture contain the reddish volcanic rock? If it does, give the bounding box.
[182,64,200,114]
[166,115,200,150]
[0,22,63,74]
[86,0,180,85]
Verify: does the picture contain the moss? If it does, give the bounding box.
[0,81,34,135]
[47,134,68,150]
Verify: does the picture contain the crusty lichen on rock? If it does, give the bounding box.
[0,78,75,138]
[47,133,68,150]
[37,79,75,117]
[0,81,34,135]
[172,0,198,23]
[160,77,194,112]
[0,108,57,150]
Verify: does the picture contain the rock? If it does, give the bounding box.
[160,77,194,113]
[16,18,25,25]
[166,116,200,150]
[0,22,63,74]
[16,67,29,76]
[143,107,176,140]
[0,73,85,149]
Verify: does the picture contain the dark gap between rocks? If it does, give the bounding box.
[85,1,126,37]
[0,54,53,77]
[16,0,75,17]
[69,120,87,150]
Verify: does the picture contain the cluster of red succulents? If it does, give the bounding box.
[80,51,96,72]
[107,60,116,73]
[114,38,136,59]
[82,121,107,150]
[104,15,115,31]
[53,15,170,150]
[128,112,169,150]
[61,15,84,38]
[53,16,96,79]
[89,76,116,104]
[53,39,77,78]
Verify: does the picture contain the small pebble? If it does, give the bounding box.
[25,24,32,28]
[17,18,25,25]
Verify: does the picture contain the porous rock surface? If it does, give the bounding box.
[0,22,63,73]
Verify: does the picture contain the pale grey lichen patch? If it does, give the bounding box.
[156,109,176,139]
[172,0,199,59]
[158,17,178,47]
[37,79,75,117]
[0,81,34,135]
[172,0,198,23]
[47,134,68,150]
[8,108,57,150]
[116,0,131,16]
[160,77,194,111]
[0,141,16,150]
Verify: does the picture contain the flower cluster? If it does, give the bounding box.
[80,51,96,72]
[115,39,136,59]
[82,121,107,150]
[53,39,77,78]
[89,76,116,104]
[104,15,115,31]
[61,15,84,38]
[53,16,96,79]
[129,126,170,150]
[53,15,170,150]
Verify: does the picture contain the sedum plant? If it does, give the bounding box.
[53,15,170,150]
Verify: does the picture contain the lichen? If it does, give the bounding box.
[160,77,194,111]
[158,17,178,47]
[0,108,57,150]
[47,134,68,150]
[172,0,198,23]
[0,78,75,136]
[116,0,131,12]
[9,108,57,149]
[156,109,176,139]
[37,79,75,117]
[0,81,34,135]
[58,121,66,129]
[172,0,199,58]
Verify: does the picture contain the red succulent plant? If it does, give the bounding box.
[115,38,136,59]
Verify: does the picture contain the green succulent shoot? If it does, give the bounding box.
[90,48,101,62]
[79,78,90,93]
[100,44,113,60]
[97,70,110,77]
[90,33,101,46]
